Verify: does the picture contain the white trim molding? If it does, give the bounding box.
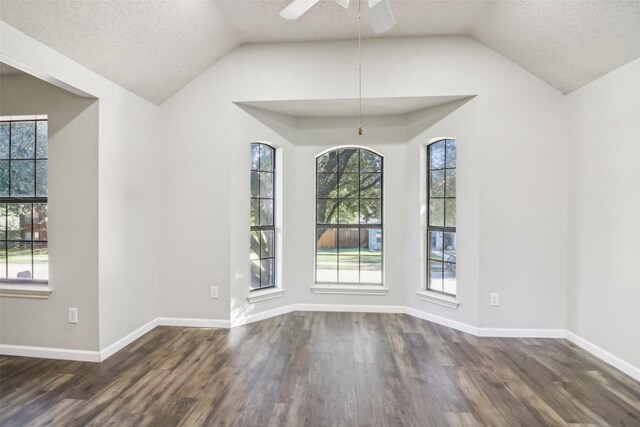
[405,307,479,335]
[0,284,52,299]
[157,317,230,329]
[565,331,640,382]
[416,290,460,309]
[478,328,566,338]
[310,284,389,296]
[99,318,158,362]
[247,288,285,304]
[0,344,100,362]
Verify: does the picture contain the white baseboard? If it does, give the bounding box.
[404,306,479,335]
[565,331,640,382]
[157,317,230,329]
[296,303,404,314]
[99,318,159,362]
[232,304,295,327]
[478,328,566,338]
[0,344,100,362]
[3,308,638,383]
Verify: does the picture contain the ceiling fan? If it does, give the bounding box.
[279,0,396,34]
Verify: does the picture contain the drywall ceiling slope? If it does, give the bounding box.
[1,1,639,104]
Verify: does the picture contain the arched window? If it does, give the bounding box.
[315,147,383,284]
[427,139,457,295]
[250,143,276,290]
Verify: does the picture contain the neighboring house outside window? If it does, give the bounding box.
[250,143,276,290]
[0,117,49,283]
[315,147,383,285]
[426,139,456,295]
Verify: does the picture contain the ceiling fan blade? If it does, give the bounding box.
[279,0,322,20]
[335,0,351,8]
[366,0,396,33]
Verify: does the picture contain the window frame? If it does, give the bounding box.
[0,117,49,285]
[314,146,384,286]
[426,138,457,297]
[250,142,276,292]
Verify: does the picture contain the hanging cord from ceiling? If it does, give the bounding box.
[358,0,363,136]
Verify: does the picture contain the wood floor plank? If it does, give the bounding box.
[1,312,639,426]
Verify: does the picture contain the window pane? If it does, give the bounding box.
[430,141,445,169]
[0,204,5,240]
[360,199,381,224]
[36,121,48,159]
[7,204,31,241]
[360,150,382,172]
[33,242,48,280]
[443,232,456,262]
[250,259,261,290]
[443,262,456,295]
[0,160,8,197]
[316,254,337,282]
[317,173,338,199]
[337,199,358,224]
[338,173,359,198]
[259,145,273,171]
[0,244,5,279]
[259,172,273,199]
[261,259,274,288]
[33,203,47,241]
[250,171,260,198]
[317,151,338,174]
[445,169,456,197]
[250,231,260,260]
[317,227,337,282]
[429,260,444,292]
[8,241,32,280]
[260,230,274,258]
[339,148,359,172]
[338,228,359,283]
[428,231,443,260]
[11,122,35,159]
[36,160,48,197]
[360,255,381,284]
[317,199,337,224]
[429,199,444,227]
[250,144,260,170]
[0,123,9,159]
[445,139,457,168]
[360,173,381,198]
[259,199,273,226]
[11,160,35,197]
[430,170,445,197]
[445,199,456,227]
[250,199,259,226]
[360,228,382,284]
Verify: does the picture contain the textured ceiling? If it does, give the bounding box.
[1,1,639,105]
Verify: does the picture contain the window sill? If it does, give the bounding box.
[416,290,459,309]
[311,284,388,296]
[247,288,285,304]
[0,283,52,299]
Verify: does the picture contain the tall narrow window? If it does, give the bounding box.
[250,143,275,290]
[316,147,383,284]
[0,117,49,283]
[427,139,456,295]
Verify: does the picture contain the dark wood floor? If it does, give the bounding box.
[1,312,639,426]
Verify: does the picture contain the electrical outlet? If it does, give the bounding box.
[68,308,78,324]
[489,293,500,306]
[210,286,218,299]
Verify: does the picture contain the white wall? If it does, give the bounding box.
[0,22,160,352]
[566,57,640,368]
[0,73,100,351]
[159,36,567,330]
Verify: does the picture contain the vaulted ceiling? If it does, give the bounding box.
[1,0,639,105]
